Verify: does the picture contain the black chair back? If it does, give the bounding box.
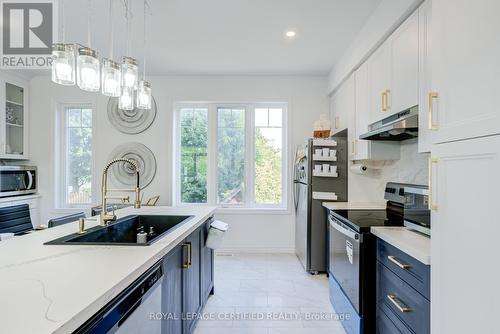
[91,205,113,217]
[48,212,86,228]
[0,204,32,235]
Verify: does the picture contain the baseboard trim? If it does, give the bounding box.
[215,247,295,254]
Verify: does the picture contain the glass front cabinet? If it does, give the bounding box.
[0,75,28,159]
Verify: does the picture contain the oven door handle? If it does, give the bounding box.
[329,216,360,241]
[26,171,34,190]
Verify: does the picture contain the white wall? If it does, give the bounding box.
[348,139,429,203]
[28,75,328,252]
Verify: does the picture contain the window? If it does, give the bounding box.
[255,107,283,204]
[175,103,287,209]
[58,105,93,208]
[180,107,208,203]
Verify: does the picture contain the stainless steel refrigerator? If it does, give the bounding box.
[294,130,348,274]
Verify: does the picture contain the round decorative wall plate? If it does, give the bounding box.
[108,142,157,189]
[107,96,157,134]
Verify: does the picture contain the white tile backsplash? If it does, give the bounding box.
[348,139,429,202]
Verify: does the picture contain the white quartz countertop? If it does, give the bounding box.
[322,202,386,210]
[0,206,216,334]
[371,227,431,265]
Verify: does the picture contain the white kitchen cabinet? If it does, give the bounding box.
[367,41,392,122]
[351,62,399,161]
[431,0,500,143]
[390,10,418,114]
[330,74,354,135]
[430,135,500,333]
[418,0,433,153]
[0,74,29,159]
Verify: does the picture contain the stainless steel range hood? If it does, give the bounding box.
[359,105,418,141]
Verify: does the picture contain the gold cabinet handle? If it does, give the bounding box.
[182,242,192,268]
[428,92,439,130]
[335,116,339,129]
[385,89,391,111]
[387,294,411,313]
[381,91,386,112]
[428,158,438,210]
[388,255,411,269]
[351,140,355,154]
[186,241,192,267]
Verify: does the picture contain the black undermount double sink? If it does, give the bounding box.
[44,215,193,246]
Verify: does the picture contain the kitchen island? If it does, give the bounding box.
[0,206,216,334]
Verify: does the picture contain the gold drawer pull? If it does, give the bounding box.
[388,255,411,269]
[428,92,439,130]
[182,242,192,268]
[428,158,438,210]
[387,294,411,313]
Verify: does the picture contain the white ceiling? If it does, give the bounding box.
[60,0,381,76]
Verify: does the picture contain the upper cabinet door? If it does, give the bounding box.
[1,76,28,160]
[353,63,369,160]
[418,0,433,153]
[431,0,500,143]
[367,41,392,122]
[390,10,419,114]
[330,74,354,134]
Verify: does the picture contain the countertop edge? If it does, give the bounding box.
[53,207,216,334]
[371,227,431,265]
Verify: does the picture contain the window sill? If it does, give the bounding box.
[216,207,291,215]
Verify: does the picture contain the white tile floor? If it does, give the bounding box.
[193,253,347,334]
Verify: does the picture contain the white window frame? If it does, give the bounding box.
[173,102,289,212]
[55,102,96,209]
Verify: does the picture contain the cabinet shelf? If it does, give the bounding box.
[312,154,337,161]
[312,139,337,147]
[313,171,338,178]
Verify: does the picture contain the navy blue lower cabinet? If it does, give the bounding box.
[201,218,215,301]
[376,239,430,334]
[183,227,203,334]
[162,244,184,334]
[376,306,413,334]
[161,218,215,334]
[377,239,430,300]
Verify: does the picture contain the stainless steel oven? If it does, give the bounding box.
[328,214,362,312]
[0,166,37,197]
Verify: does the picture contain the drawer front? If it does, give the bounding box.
[376,306,413,334]
[377,238,430,299]
[377,262,430,333]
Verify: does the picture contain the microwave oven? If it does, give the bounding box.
[0,166,37,198]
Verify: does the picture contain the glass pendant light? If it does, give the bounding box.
[77,0,100,92]
[51,0,75,85]
[136,80,151,109]
[101,0,121,97]
[136,0,152,109]
[121,56,139,89]
[102,58,121,96]
[119,86,135,110]
[77,46,100,91]
[51,43,75,85]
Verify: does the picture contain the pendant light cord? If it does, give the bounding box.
[109,0,114,59]
[87,0,92,47]
[61,0,65,42]
[142,0,149,79]
[124,0,132,56]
